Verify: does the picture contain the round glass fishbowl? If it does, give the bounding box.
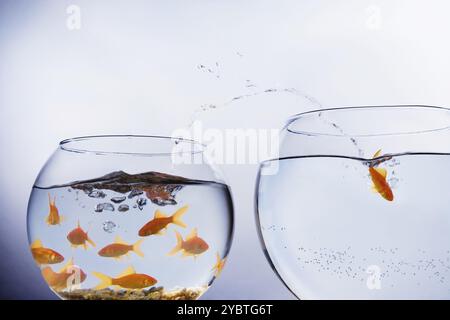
[256,106,450,299]
[27,135,234,300]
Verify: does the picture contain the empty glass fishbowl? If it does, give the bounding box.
[256,106,450,299]
[27,135,234,300]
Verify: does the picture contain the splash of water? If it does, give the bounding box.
[188,55,375,167]
[317,111,365,158]
[188,52,325,129]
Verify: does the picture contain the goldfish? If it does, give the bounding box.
[169,228,209,258]
[67,220,96,249]
[98,236,144,259]
[369,149,394,202]
[211,252,226,278]
[144,184,183,206]
[92,266,157,290]
[46,194,64,225]
[138,205,188,237]
[42,258,87,291]
[30,239,64,265]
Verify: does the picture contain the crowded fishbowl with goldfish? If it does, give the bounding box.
[27,135,234,300]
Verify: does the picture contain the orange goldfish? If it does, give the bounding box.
[138,205,188,237]
[369,149,394,202]
[67,220,96,249]
[98,236,144,259]
[169,228,209,258]
[30,239,64,265]
[46,194,64,225]
[211,252,226,278]
[42,258,87,291]
[92,266,157,290]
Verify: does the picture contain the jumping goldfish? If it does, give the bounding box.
[211,252,226,278]
[92,266,157,290]
[67,220,96,249]
[98,236,144,259]
[369,149,394,202]
[46,194,64,225]
[42,258,87,291]
[30,239,64,265]
[138,205,188,237]
[169,228,209,258]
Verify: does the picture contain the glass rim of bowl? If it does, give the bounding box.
[286,105,450,138]
[59,135,205,157]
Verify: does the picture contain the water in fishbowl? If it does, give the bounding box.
[257,152,450,299]
[27,171,233,300]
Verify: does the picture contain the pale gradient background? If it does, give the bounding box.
[1,0,450,299]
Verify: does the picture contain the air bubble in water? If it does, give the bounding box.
[95,203,115,212]
[102,221,117,233]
